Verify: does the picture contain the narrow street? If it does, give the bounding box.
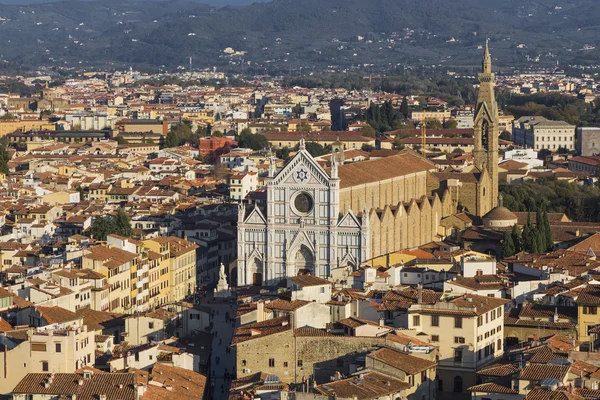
[207,300,237,400]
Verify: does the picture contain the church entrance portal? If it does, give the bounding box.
[295,246,314,275]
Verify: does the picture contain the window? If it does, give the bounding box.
[55,343,61,353]
[421,371,426,383]
[431,315,439,327]
[42,361,49,372]
[413,316,420,326]
[454,349,463,363]
[269,358,275,367]
[31,343,46,352]
[135,353,140,362]
[408,375,414,386]
[477,316,483,327]
[242,360,247,366]
[149,322,155,329]
[498,339,502,352]
[584,306,598,315]
[454,337,465,344]
[454,317,462,328]
[298,360,303,367]
[431,335,439,342]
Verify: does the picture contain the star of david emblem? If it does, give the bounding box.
[295,168,309,183]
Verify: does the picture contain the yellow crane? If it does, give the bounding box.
[421,113,427,157]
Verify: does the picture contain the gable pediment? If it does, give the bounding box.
[474,102,496,125]
[244,206,267,225]
[337,210,361,228]
[271,150,331,187]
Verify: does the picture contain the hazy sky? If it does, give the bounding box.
[0,0,269,5]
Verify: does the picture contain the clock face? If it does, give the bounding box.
[294,192,314,214]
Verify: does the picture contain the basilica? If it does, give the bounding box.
[237,44,499,286]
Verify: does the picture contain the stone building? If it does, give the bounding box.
[237,44,500,286]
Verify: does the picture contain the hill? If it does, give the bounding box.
[1,0,600,71]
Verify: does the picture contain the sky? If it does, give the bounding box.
[0,0,269,5]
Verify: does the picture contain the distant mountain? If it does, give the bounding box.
[0,0,599,71]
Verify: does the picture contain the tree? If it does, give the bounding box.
[237,132,270,150]
[114,208,133,238]
[511,224,522,254]
[361,144,375,152]
[535,210,547,252]
[91,216,115,241]
[426,119,442,129]
[212,130,224,137]
[277,146,291,160]
[115,135,127,145]
[542,209,554,251]
[0,113,16,120]
[304,142,327,157]
[499,130,512,141]
[538,148,552,160]
[292,103,304,118]
[400,96,409,119]
[452,148,465,154]
[0,145,10,174]
[297,122,312,132]
[444,119,458,129]
[522,212,535,253]
[165,131,179,148]
[502,231,516,258]
[392,136,405,151]
[361,125,377,138]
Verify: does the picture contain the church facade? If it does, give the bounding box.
[237,44,500,286]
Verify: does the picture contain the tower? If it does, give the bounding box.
[473,41,499,210]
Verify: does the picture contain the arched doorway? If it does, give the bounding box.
[295,246,314,275]
[249,259,262,286]
[453,376,463,392]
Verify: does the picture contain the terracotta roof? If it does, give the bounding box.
[12,372,137,400]
[576,285,600,306]
[75,307,124,331]
[334,152,434,189]
[525,388,584,400]
[468,382,518,394]
[142,363,206,400]
[287,275,332,287]
[315,371,411,399]
[483,206,517,221]
[519,364,569,381]
[367,347,436,375]
[231,315,291,345]
[265,299,310,312]
[36,306,78,325]
[476,363,520,377]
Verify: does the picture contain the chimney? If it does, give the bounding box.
[379,317,385,327]
[257,300,265,323]
[417,283,423,304]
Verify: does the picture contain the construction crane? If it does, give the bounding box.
[421,113,427,157]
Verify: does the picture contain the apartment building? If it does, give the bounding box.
[0,319,95,394]
[512,116,575,151]
[229,172,258,201]
[82,245,135,313]
[407,292,509,393]
[143,236,198,303]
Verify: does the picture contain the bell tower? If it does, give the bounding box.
[473,41,499,209]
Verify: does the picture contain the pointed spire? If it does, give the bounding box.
[482,40,492,74]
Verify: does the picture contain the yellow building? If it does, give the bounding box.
[0,119,55,136]
[410,110,451,122]
[82,245,135,313]
[575,285,600,342]
[144,236,197,304]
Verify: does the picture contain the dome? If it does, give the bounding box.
[483,206,517,221]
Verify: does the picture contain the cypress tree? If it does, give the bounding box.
[522,212,534,253]
[502,231,516,258]
[400,96,409,119]
[535,210,546,251]
[511,224,522,253]
[543,210,553,251]
[114,208,133,238]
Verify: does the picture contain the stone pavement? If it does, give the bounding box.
[207,299,237,400]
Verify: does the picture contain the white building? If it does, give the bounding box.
[512,116,575,151]
[229,172,258,201]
